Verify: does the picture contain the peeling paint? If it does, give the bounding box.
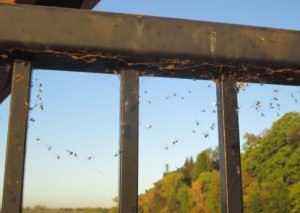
[15,74,21,81]
[210,31,217,55]
[124,101,129,110]
[236,166,241,176]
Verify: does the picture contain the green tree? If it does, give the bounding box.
[192,150,212,180]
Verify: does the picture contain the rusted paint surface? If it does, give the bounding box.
[0,4,300,86]
[216,75,243,213]
[2,61,32,213]
[119,70,139,213]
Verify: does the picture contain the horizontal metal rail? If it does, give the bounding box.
[0,3,300,86]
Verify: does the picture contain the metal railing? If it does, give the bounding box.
[1,3,300,213]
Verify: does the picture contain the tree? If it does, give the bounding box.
[192,150,212,180]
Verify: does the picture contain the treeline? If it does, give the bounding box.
[22,205,111,213]
[138,112,300,213]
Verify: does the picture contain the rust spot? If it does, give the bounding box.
[136,15,143,19]
[15,74,21,81]
[0,0,15,4]
[1,54,8,59]
[136,15,143,24]
[165,64,175,70]
[213,79,219,87]
[7,178,12,186]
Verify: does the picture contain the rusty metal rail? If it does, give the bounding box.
[1,3,300,213]
[2,61,31,213]
[1,3,300,86]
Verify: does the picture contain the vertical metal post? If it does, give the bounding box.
[216,75,243,213]
[2,61,32,213]
[119,69,139,213]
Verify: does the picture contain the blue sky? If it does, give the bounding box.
[0,0,300,209]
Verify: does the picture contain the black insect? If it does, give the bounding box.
[114,150,121,157]
[196,121,200,126]
[87,156,94,160]
[210,123,215,130]
[145,124,152,129]
[192,128,197,133]
[30,118,35,123]
[203,133,209,138]
[172,138,179,145]
[29,104,38,111]
[254,100,262,112]
[146,100,152,104]
[164,146,169,150]
[36,138,40,142]
[39,83,43,92]
[66,149,73,156]
[56,154,60,160]
[256,100,262,108]
[47,145,52,151]
[40,103,44,110]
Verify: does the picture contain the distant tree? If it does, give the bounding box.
[163,164,169,176]
[192,150,212,180]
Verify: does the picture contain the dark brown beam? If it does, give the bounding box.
[0,3,300,85]
[12,0,101,9]
[0,66,11,104]
[216,75,243,213]
[2,61,32,213]
[119,70,139,213]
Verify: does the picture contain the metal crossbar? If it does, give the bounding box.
[1,3,300,213]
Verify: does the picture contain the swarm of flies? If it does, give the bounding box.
[29,80,45,124]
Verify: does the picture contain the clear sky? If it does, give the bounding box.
[0,0,300,209]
